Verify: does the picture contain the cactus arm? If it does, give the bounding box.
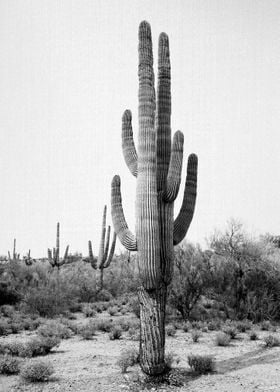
[8,251,11,261]
[156,32,171,192]
[88,240,97,269]
[13,239,16,259]
[48,248,55,266]
[99,226,111,269]
[111,175,137,251]
[98,205,107,267]
[173,154,198,245]
[103,232,117,269]
[122,110,138,177]
[56,223,60,262]
[163,131,184,202]
[63,245,69,262]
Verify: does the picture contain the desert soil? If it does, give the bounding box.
[0,314,280,392]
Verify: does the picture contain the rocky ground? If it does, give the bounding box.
[1,314,280,392]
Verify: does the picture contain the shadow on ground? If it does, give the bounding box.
[217,346,280,374]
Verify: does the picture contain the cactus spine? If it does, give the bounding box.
[111,21,198,375]
[87,205,117,292]
[48,223,69,269]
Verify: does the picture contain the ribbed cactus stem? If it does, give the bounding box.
[8,239,20,261]
[87,205,117,292]
[111,21,198,375]
[48,222,69,269]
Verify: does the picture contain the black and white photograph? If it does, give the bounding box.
[0,1,279,391]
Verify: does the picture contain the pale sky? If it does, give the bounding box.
[0,0,279,257]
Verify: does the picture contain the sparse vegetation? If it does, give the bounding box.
[215,332,231,346]
[117,348,139,373]
[264,334,280,347]
[20,359,54,382]
[188,354,215,374]
[0,355,21,374]
[191,330,202,343]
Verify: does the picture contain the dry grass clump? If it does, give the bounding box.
[166,324,176,337]
[109,326,122,340]
[188,354,215,374]
[20,359,54,382]
[215,331,231,346]
[264,334,280,348]
[0,355,21,374]
[191,330,202,343]
[117,348,139,373]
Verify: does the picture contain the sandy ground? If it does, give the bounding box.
[1,316,280,392]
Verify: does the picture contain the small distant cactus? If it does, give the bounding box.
[23,250,34,266]
[8,239,20,261]
[48,223,69,269]
[86,205,117,292]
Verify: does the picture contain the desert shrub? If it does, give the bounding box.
[62,311,77,320]
[0,341,27,357]
[182,322,190,332]
[37,320,72,339]
[0,319,12,336]
[26,336,61,356]
[215,332,231,346]
[117,318,131,332]
[117,348,139,373]
[0,305,15,317]
[249,331,258,340]
[109,326,122,340]
[24,286,75,318]
[95,319,113,333]
[0,281,21,306]
[166,325,176,337]
[206,320,221,331]
[264,334,280,348]
[128,327,140,341]
[188,354,215,374]
[165,351,180,370]
[169,245,207,320]
[223,326,237,339]
[108,306,118,316]
[69,302,83,313]
[21,317,37,331]
[20,359,54,382]
[9,322,22,334]
[60,319,79,335]
[236,320,251,333]
[82,303,97,318]
[0,355,21,375]
[191,330,202,343]
[1,336,61,358]
[79,321,97,340]
[96,289,113,302]
[191,321,204,330]
[260,320,272,331]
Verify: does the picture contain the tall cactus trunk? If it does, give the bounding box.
[138,285,167,374]
[111,21,198,376]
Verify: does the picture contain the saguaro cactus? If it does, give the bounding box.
[111,21,198,375]
[23,250,33,266]
[48,223,69,269]
[87,205,117,292]
[8,239,20,261]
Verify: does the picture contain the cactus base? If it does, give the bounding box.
[138,285,168,375]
